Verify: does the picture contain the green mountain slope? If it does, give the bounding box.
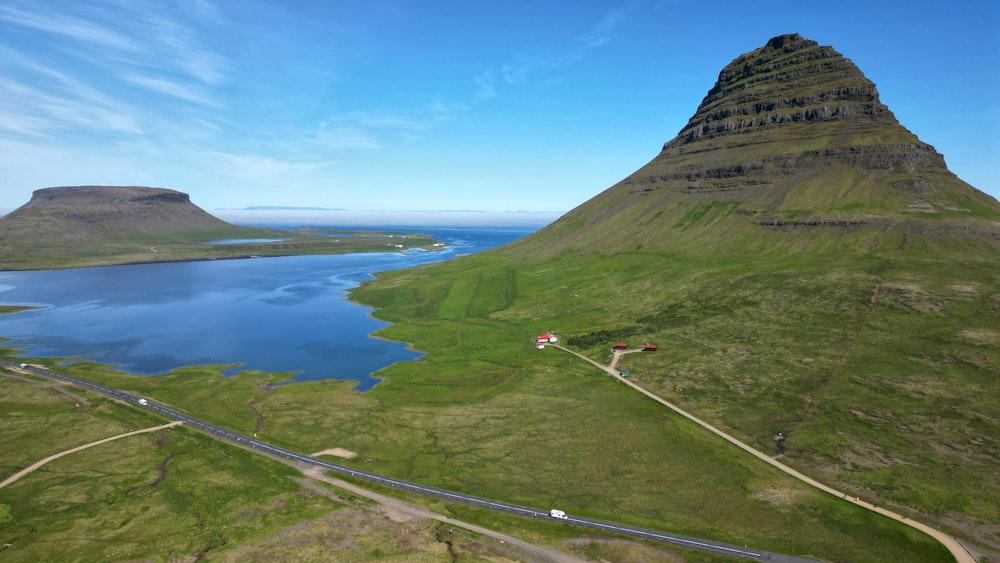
[355,34,1000,558]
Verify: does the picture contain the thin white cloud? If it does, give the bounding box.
[210,151,331,183]
[0,4,142,53]
[0,46,144,136]
[472,4,637,101]
[0,1,228,95]
[0,109,51,137]
[120,72,218,106]
[348,111,427,131]
[577,5,634,51]
[312,103,467,151]
[139,10,226,85]
[0,76,142,135]
[312,124,383,150]
[474,71,498,100]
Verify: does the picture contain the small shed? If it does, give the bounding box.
[613,343,628,350]
[642,344,658,352]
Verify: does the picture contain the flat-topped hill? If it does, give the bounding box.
[0,186,243,244]
[0,186,439,270]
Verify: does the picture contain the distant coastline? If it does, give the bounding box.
[0,207,564,229]
[214,209,563,229]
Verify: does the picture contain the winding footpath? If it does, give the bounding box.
[553,344,976,563]
[0,421,183,490]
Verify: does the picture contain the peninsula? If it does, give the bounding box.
[0,186,439,270]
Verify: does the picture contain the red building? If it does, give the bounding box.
[613,343,628,350]
[643,344,658,351]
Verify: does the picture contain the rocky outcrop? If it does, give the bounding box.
[631,33,952,199]
[27,186,193,205]
[671,34,896,146]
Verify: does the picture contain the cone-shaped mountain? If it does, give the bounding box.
[526,33,999,257]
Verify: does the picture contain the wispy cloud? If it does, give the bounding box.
[0,0,228,106]
[471,3,638,101]
[313,103,467,150]
[312,123,383,151]
[210,151,332,184]
[576,5,634,51]
[120,72,218,106]
[0,50,143,136]
[138,10,226,85]
[0,4,142,53]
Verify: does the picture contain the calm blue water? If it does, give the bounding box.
[0,226,535,390]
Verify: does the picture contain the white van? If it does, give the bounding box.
[549,509,567,519]
[138,398,148,406]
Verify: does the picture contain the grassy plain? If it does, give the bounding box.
[0,369,342,560]
[2,345,950,559]
[0,363,757,562]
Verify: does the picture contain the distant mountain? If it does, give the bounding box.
[517,33,999,258]
[238,206,348,211]
[0,186,250,245]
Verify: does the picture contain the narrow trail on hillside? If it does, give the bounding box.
[550,343,976,563]
[798,280,884,422]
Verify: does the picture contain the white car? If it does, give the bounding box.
[18,363,28,368]
[138,398,148,406]
[549,509,567,519]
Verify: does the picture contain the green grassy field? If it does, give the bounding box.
[0,370,343,560]
[0,364,776,562]
[3,345,952,561]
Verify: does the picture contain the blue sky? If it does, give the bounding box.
[1,0,997,215]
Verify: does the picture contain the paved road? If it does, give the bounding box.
[1,359,815,562]
[552,345,975,563]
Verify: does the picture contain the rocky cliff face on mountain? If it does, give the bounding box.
[530,33,999,256]
[0,186,238,244]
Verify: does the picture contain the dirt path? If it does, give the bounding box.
[298,465,586,563]
[0,421,183,490]
[552,344,976,563]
